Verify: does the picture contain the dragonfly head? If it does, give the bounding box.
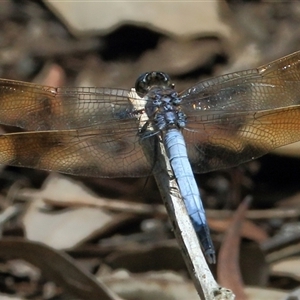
[135,71,174,97]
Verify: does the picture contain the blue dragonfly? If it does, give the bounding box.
[1,50,300,264]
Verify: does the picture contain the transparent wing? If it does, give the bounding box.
[0,79,138,130]
[2,51,300,176]
[0,124,155,178]
[179,51,300,173]
[0,80,153,177]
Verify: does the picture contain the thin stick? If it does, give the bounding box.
[142,135,235,300]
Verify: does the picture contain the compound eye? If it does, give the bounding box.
[135,71,172,97]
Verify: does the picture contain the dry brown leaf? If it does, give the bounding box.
[270,257,300,281]
[44,2,231,39]
[0,294,26,300]
[245,286,287,300]
[21,174,115,249]
[101,269,199,300]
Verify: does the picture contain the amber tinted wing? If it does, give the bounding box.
[0,126,154,178]
[0,79,137,130]
[179,50,300,173]
[0,81,152,177]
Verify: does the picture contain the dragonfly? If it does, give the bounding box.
[1,50,300,264]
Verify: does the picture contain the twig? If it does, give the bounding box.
[218,196,252,300]
[142,135,234,300]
